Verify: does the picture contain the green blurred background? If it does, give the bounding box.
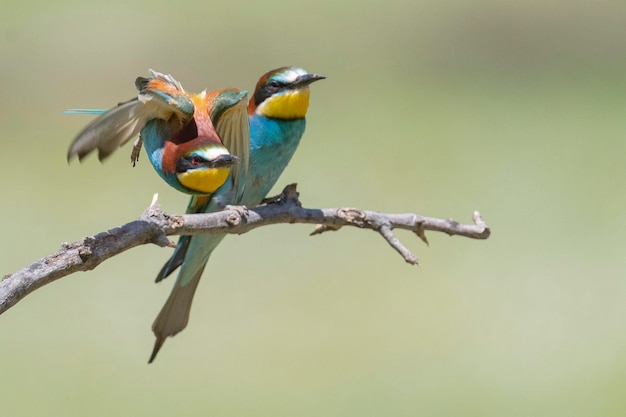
[2,0,626,415]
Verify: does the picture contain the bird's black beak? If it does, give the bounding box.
[293,73,326,87]
[209,154,240,168]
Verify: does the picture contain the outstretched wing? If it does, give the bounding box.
[67,70,195,162]
[209,88,250,200]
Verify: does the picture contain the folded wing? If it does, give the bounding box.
[209,89,250,201]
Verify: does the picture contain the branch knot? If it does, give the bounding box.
[337,208,367,227]
[226,213,241,226]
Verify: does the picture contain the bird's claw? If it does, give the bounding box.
[131,136,143,167]
[260,194,282,205]
[261,183,301,206]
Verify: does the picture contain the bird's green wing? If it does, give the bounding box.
[67,70,195,162]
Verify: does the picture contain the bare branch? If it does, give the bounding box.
[0,184,490,315]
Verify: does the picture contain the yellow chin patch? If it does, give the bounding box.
[177,167,230,194]
[257,88,310,119]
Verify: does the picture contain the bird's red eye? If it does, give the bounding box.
[191,156,201,165]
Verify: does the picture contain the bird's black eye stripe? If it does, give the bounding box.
[176,155,205,173]
[254,79,287,106]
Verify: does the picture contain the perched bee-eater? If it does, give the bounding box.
[149,66,325,362]
[67,70,250,196]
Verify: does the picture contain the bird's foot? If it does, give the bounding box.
[131,136,143,167]
[261,183,301,206]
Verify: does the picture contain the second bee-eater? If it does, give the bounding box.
[149,66,325,362]
[67,70,250,197]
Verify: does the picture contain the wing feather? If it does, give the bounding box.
[67,70,194,162]
[213,90,250,200]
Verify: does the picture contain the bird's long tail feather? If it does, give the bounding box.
[155,235,191,283]
[149,264,206,363]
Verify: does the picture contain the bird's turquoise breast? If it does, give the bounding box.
[243,116,306,205]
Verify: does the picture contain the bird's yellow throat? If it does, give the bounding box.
[257,89,310,119]
[177,167,230,194]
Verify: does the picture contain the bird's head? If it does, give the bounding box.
[248,66,325,119]
[166,141,238,194]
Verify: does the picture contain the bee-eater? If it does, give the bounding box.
[149,66,325,362]
[67,70,250,196]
